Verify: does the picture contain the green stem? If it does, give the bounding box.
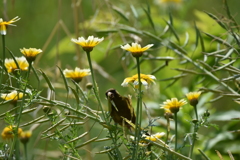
[194,106,198,121]
[147,145,153,160]
[164,117,170,159]
[165,118,170,144]
[24,143,28,160]
[2,35,7,73]
[110,126,123,160]
[189,134,195,158]
[172,48,237,94]
[1,35,6,94]
[150,141,192,160]
[198,148,211,160]
[174,113,178,152]
[132,57,142,159]
[189,105,199,158]
[9,63,32,159]
[85,51,106,122]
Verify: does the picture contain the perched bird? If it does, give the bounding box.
[105,88,136,127]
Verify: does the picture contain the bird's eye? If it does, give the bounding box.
[107,92,114,98]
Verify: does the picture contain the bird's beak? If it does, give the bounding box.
[107,92,114,98]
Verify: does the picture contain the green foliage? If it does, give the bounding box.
[1,0,240,160]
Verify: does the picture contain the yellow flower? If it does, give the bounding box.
[20,131,32,144]
[137,132,165,146]
[186,91,201,106]
[161,98,187,113]
[63,67,91,83]
[164,110,174,119]
[1,125,23,140]
[159,0,182,3]
[5,56,29,73]
[121,74,156,88]
[71,36,104,52]
[20,48,42,63]
[144,132,165,142]
[121,42,153,57]
[1,91,24,102]
[0,16,20,35]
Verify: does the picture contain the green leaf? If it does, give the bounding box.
[223,0,239,32]
[112,6,129,22]
[142,7,155,32]
[57,66,69,92]
[39,69,55,91]
[72,80,88,103]
[203,32,239,55]
[163,19,180,43]
[31,65,40,86]
[68,86,80,105]
[130,5,138,19]
[194,22,205,52]
[143,31,162,42]
[204,11,228,31]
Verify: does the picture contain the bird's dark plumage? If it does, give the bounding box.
[105,88,136,127]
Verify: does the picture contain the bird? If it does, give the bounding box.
[105,88,136,128]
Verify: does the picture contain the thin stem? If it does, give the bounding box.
[165,118,170,144]
[132,57,142,159]
[24,143,28,160]
[189,105,199,158]
[2,35,6,72]
[174,112,178,152]
[85,51,106,122]
[110,126,123,160]
[171,48,237,94]
[150,141,192,160]
[9,63,32,158]
[189,131,196,158]
[194,106,199,121]
[198,148,211,160]
[1,35,7,91]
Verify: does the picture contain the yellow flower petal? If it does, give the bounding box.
[20,48,42,62]
[161,98,187,113]
[4,56,29,73]
[121,43,153,57]
[121,73,156,88]
[186,91,201,106]
[71,36,104,52]
[1,91,24,101]
[1,125,23,140]
[63,67,91,83]
[0,16,20,35]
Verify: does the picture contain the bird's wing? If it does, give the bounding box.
[127,95,135,117]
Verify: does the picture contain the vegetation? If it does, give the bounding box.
[1,0,240,159]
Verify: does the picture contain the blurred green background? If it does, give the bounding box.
[1,0,240,159]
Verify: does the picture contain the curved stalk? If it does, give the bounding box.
[86,51,106,122]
